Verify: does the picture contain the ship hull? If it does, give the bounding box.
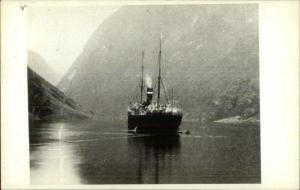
[128,113,182,133]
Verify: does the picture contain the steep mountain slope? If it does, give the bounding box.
[28,50,61,85]
[58,5,259,122]
[28,67,91,120]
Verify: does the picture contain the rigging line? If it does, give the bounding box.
[152,79,158,101]
[153,79,158,92]
[133,83,140,102]
[161,79,169,104]
[140,50,145,103]
[163,54,167,77]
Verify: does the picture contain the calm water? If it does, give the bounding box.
[29,119,260,184]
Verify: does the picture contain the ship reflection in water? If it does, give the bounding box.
[127,134,180,184]
[30,120,260,184]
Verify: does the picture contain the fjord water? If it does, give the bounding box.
[29,120,260,184]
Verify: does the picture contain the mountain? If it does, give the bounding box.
[28,50,61,85]
[28,67,91,120]
[58,4,259,122]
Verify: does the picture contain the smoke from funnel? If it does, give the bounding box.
[145,74,152,88]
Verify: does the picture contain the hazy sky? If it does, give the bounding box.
[27,6,119,76]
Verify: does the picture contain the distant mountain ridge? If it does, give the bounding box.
[58,5,259,122]
[28,67,91,120]
[28,50,61,85]
[27,51,91,120]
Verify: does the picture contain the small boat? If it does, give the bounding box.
[127,34,183,133]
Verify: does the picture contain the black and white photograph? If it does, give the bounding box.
[1,0,299,189]
[27,4,260,184]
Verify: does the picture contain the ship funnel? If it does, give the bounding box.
[145,87,153,106]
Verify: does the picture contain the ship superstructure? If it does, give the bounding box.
[127,35,183,132]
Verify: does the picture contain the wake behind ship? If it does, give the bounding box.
[128,35,183,132]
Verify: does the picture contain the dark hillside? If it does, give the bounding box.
[28,67,91,120]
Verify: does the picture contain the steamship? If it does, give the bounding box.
[127,35,183,132]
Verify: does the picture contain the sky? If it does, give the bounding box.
[27,6,120,77]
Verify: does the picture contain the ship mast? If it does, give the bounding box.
[140,50,144,103]
[157,34,162,105]
[171,88,173,109]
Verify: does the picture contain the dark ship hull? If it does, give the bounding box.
[128,113,182,132]
[127,35,183,133]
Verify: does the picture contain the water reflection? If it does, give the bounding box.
[30,123,82,184]
[29,120,260,184]
[127,134,180,184]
